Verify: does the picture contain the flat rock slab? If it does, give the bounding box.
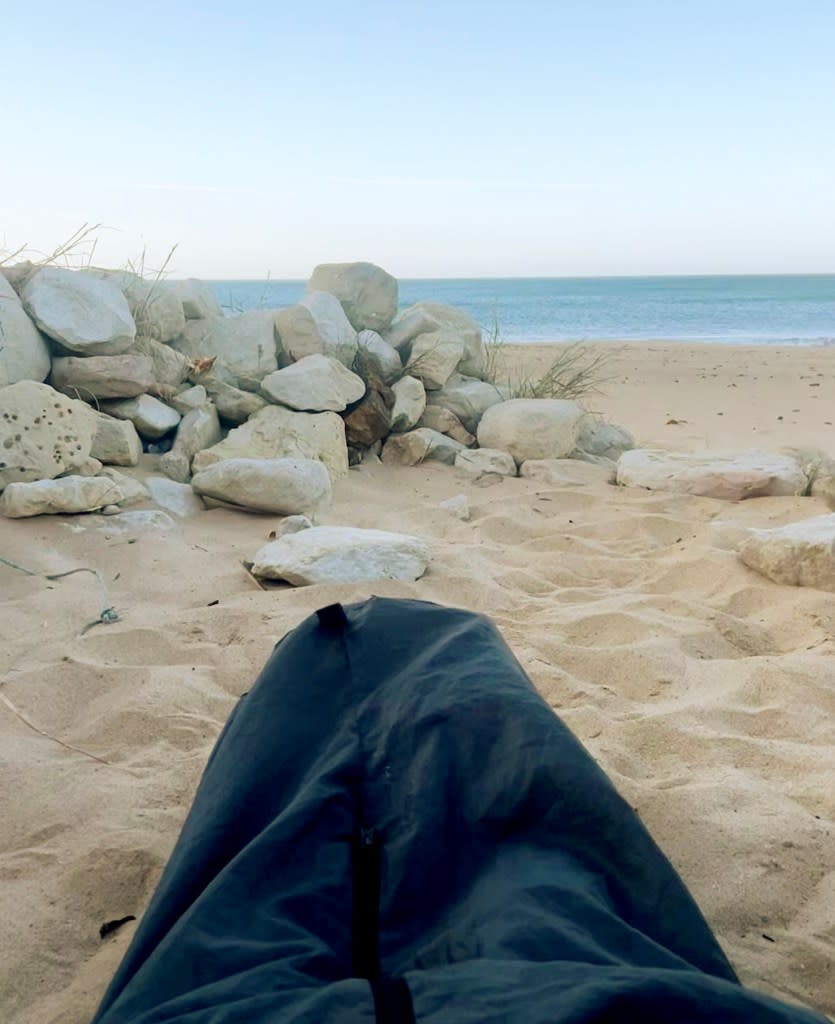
[192,457,331,515]
[100,395,181,440]
[251,526,429,585]
[50,354,155,400]
[616,450,808,501]
[260,354,365,412]
[146,476,206,517]
[0,475,123,517]
[477,398,585,465]
[739,513,835,590]
[519,458,614,486]
[455,448,517,478]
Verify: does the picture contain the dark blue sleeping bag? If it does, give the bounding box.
[92,597,827,1023]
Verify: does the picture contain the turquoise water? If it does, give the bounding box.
[208,275,835,345]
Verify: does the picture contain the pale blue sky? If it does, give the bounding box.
[2,0,834,278]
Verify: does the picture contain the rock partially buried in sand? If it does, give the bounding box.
[0,475,123,517]
[739,513,835,590]
[519,458,614,486]
[455,448,517,478]
[616,450,808,501]
[382,428,465,466]
[477,398,586,465]
[192,457,332,515]
[251,526,429,585]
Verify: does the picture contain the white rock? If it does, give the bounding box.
[300,291,358,367]
[159,406,222,482]
[616,450,808,501]
[132,336,190,388]
[172,310,280,390]
[739,514,835,590]
[427,375,506,434]
[170,384,210,414]
[440,494,471,521]
[418,406,475,446]
[21,267,135,355]
[72,456,104,477]
[120,276,186,343]
[519,459,614,486]
[390,376,426,433]
[167,279,223,319]
[95,509,178,534]
[98,467,149,503]
[477,398,586,465]
[101,395,181,440]
[0,475,123,517]
[274,304,323,363]
[192,457,331,515]
[356,330,402,382]
[455,448,517,478]
[192,405,349,480]
[199,377,267,423]
[575,415,634,460]
[0,275,51,386]
[145,476,206,517]
[307,262,398,332]
[382,428,465,466]
[406,330,464,390]
[50,355,155,400]
[90,413,143,467]
[387,301,484,377]
[251,526,429,585]
[275,514,313,535]
[260,354,365,412]
[0,381,95,490]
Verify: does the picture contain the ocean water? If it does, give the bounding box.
[208,275,835,346]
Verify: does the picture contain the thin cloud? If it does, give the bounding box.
[333,177,595,189]
[112,183,270,195]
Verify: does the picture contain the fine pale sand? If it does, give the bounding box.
[1,341,834,1022]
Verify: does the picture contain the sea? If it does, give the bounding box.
[207,275,835,346]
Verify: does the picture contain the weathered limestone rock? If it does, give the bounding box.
[159,406,222,482]
[0,275,52,386]
[260,354,365,412]
[172,310,280,390]
[0,475,123,517]
[406,330,464,391]
[274,304,323,363]
[169,385,210,415]
[519,459,614,487]
[146,476,206,517]
[21,267,135,355]
[440,494,471,521]
[192,457,331,515]
[50,355,155,400]
[90,413,143,466]
[100,395,181,440]
[574,416,634,462]
[307,262,398,332]
[120,276,186,343]
[455,448,517,478]
[616,450,808,501]
[132,336,190,388]
[71,456,104,477]
[300,291,358,367]
[192,405,349,480]
[390,376,426,433]
[99,466,148,503]
[275,514,313,536]
[0,381,95,490]
[356,330,402,382]
[387,301,484,378]
[739,514,835,590]
[251,526,429,585]
[167,279,223,319]
[382,428,465,466]
[426,375,505,434]
[477,398,585,465]
[197,376,267,423]
[417,406,476,446]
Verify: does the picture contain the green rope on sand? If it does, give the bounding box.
[1,559,120,634]
[0,555,37,576]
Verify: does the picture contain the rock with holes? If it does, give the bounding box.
[616,449,808,501]
[21,267,135,355]
[159,406,222,482]
[192,405,349,481]
[0,274,52,386]
[307,262,398,332]
[167,279,223,320]
[251,526,429,585]
[477,398,585,466]
[382,428,465,466]
[260,354,365,412]
[89,412,143,467]
[0,474,124,517]
[50,355,155,400]
[172,310,280,390]
[0,381,95,490]
[100,395,181,440]
[192,457,331,515]
[739,513,835,590]
[390,376,426,433]
[300,291,358,367]
[455,448,517,478]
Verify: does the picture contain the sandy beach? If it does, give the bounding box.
[2,340,834,1022]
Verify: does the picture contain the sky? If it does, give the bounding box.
[2,0,834,279]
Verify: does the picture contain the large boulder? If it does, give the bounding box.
[260,354,365,412]
[0,381,95,490]
[356,330,402,382]
[387,301,484,378]
[89,413,143,466]
[166,279,223,319]
[50,355,155,400]
[132,336,190,388]
[192,457,331,515]
[0,275,52,386]
[300,291,358,367]
[477,398,585,465]
[172,310,280,390]
[307,262,398,332]
[427,374,506,434]
[390,376,426,433]
[739,514,835,590]
[191,405,349,480]
[251,526,429,585]
[0,475,123,518]
[382,428,465,466]
[274,304,323,363]
[616,450,808,501]
[120,275,186,343]
[159,406,222,483]
[21,267,135,355]
[100,395,181,440]
[406,330,464,391]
